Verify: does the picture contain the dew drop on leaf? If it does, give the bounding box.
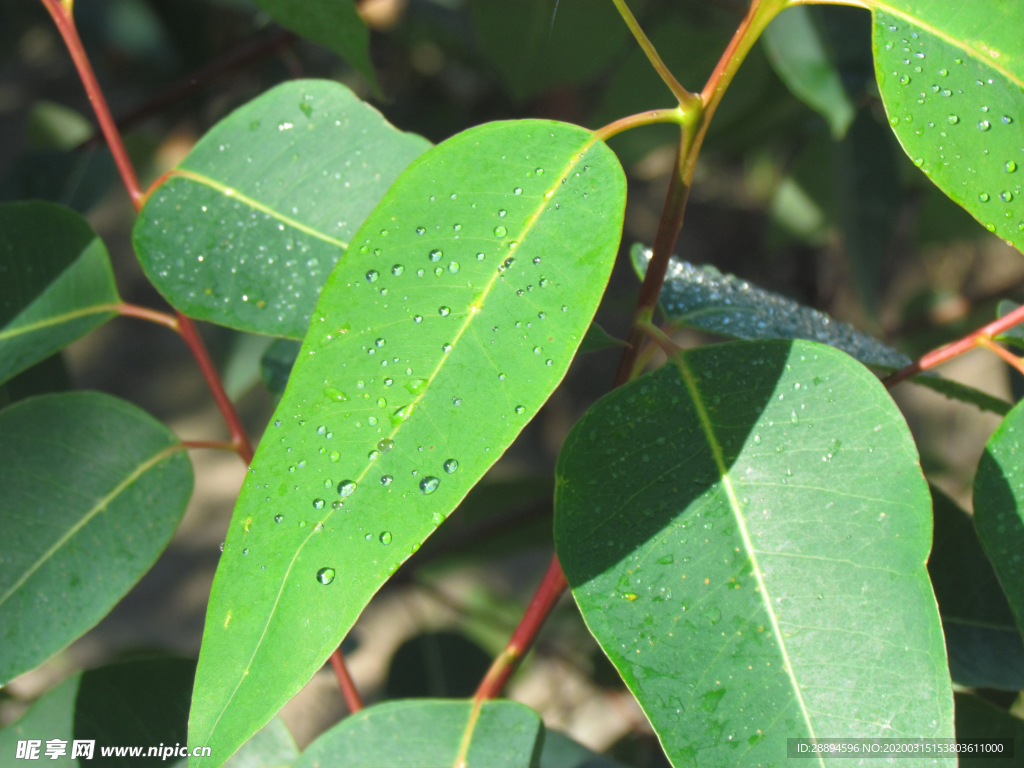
[379,531,392,545]
[338,480,357,497]
[316,567,335,585]
[443,458,459,474]
[378,438,394,452]
[493,226,507,237]
[366,270,379,283]
[420,476,440,494]
[429,249,443,262]
[274,514,284,523]
[312,499,325,509]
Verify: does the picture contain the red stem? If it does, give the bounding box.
[116,302,179,331]
[883,303,1024,387]
[977,337,1024,378]
[329,647,363,713]
[474,554,568,700]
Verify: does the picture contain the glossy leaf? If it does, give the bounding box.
[555,340,953,766]
[973,400,1024,639]
[470,0,630,101]
[0,393,193,684]
[953,693,1024,768]
[870,2,1024,247]
[74,658,195,768]
[133,80,430,338]
[224,719,297,768]
[189,119,626,765]
[294,699,543,768]
[763,5,855,139]
[928,486,1024,689]
[251,1,377,92]
[0,201,119,386]
[0,674,79,767]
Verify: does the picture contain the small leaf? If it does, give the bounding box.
[953,693,1024,768]
[294,699,543,768]
[0,201,119,386]
[0,674,79,766]
[973,400,1024,639]
[0,393,193,684]
[555,340,953,766]
[929,486,1024,689]
[224,719,297,768]
[578,322,626,355]
[870,2,1024,247]
[251,1,378,93]
[763,6,855,139]
[133,80,430,338]
[27,101,94,150]
[189,119,625,764]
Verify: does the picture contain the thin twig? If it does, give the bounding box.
[329,647,363,713]
[977,337,1024,378]
[594,108,685,142]
[116,303,180,331]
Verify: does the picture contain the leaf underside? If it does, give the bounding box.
[189,119,626,766]
[555,339,953,767]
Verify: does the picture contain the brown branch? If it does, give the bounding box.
[329,647,363,713]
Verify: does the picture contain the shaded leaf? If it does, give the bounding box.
[994,299,1024,350]
[0,393,193,684]
[579,323,626,355]
[189,119,625,765]
[973,400,1024,641]
[223,333,275,401]
[870,2,1024,248]
[260,338,302,396]
[223,718,297,768]
[294,699,543,768]
[953,693,1024,768]
[251,1,377,92]
[384,631,493,700]
[539,731,627,768]
[928,486,1024,689]
[0,354,72,409]
[0,148,116,213]
[134,80,430,338]
[0,675,79,767]
[910,375,1012,416]
[763,5,855,139]
[555,340,953,766]
[75,658,195,768]
[0,201,119,386]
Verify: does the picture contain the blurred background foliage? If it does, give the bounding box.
[0,0,1020,764]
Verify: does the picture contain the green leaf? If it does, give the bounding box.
[0,148,117,214]
[869,2,1024,248]
[223,333,275,401]
[27,101,94,150]
[223,718,297,768]
[973,400,1024,640]
[384,631,493,700]
[0,354,72,409]
[251,1,378,93]
[294,699,544,768]
[133,80,430,338]
[555,340,953,766]
[539,731,627,768]
[0,201,119,386]
[994,299,1024,350]
[763,6,855,139]
[953,693,1024,768]
[189,119,626,764]
[74,658,195,768]
[260,338,302,396]
[0,393,194,684]
[470,0,630,101]
[0,674,80,767]
[579,323,626,355]
[910,374,1012,416]
[928,486,1024,689]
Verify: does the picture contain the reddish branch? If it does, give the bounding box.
[329,647,364,713]
[883,302,1024,387]
[41,0,255,467]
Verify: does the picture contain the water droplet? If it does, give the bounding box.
[366,270,379,283]
[392,264,404,276]
[938,68,948,76]
[453,223,462,231]
[899,75,911,85]
[329,451,341,462]
[1006,161,1018,173]
[448,261,460,274]
[379,531,392,545]
[980,192,991,202]
[514,187,522,195]
[375,338,386,348]
[274,514,284,523]
[420,476,440,494]
[368,450,379,461]
[498,209,507,217]
[338,480,357,497]
[316,567,335,585]
[384,378,393,387]
[515,405,525,414]
[378,438,394,452]
[476,252,485,260]
[1002,191,1014,202]
[493,225,507,237]
[381,475,393,486]
[979,120,992,131]
[657,554,674,565]
[439,306,450,316]
[452,397,462,406]
[415,226,426,235]
[535,168,544,175]
[947,114,959,124]
[313,498,325,509]
[501,256,516,271]
[414,315,423,323]
[429,249,443,262]
[442,343,452,353]
[243,548,249,555]
[444,458,459,473]
[1003,115,1014,124]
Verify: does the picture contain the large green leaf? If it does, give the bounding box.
[0,393,193,684]
[555,340,953,767]
[0,674,79,767]
[953,693,1024,768]
[0,201,119,386]
[133,80,430,339]
[251,1,377,93]
[763,5,855,139]
[928,486,1024,689]
[294,699,543,768]
[973,400,1024,639]
[869,0,1024,248]
[539,732,626,768]
[189,119,626,765]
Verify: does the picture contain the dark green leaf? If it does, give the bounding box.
[555,340,953,766]
[189,119,625,764]
[0,354,72,409]
[470,0,630,101]
[871,2,1024,248]
[251,1,377,93]
[0,148,116,213]
[0,393,193,684]
[0,675,79,767]
[763,6,855,139]
[578,323,626,355]
[910,374,1012,416]
[540,731,627,768]
[953,693,1024,768]
[224,719,297,768]
[994,299,1024,350]
[973,400,1024,641]
[260,338,302,395]
[75,658,195,768]
[384,631,493,700]
[133,80,430,338]
[222,333,275,401]
[294,699,543,768]
[0,201,119,386]
[928,486,1024,689]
